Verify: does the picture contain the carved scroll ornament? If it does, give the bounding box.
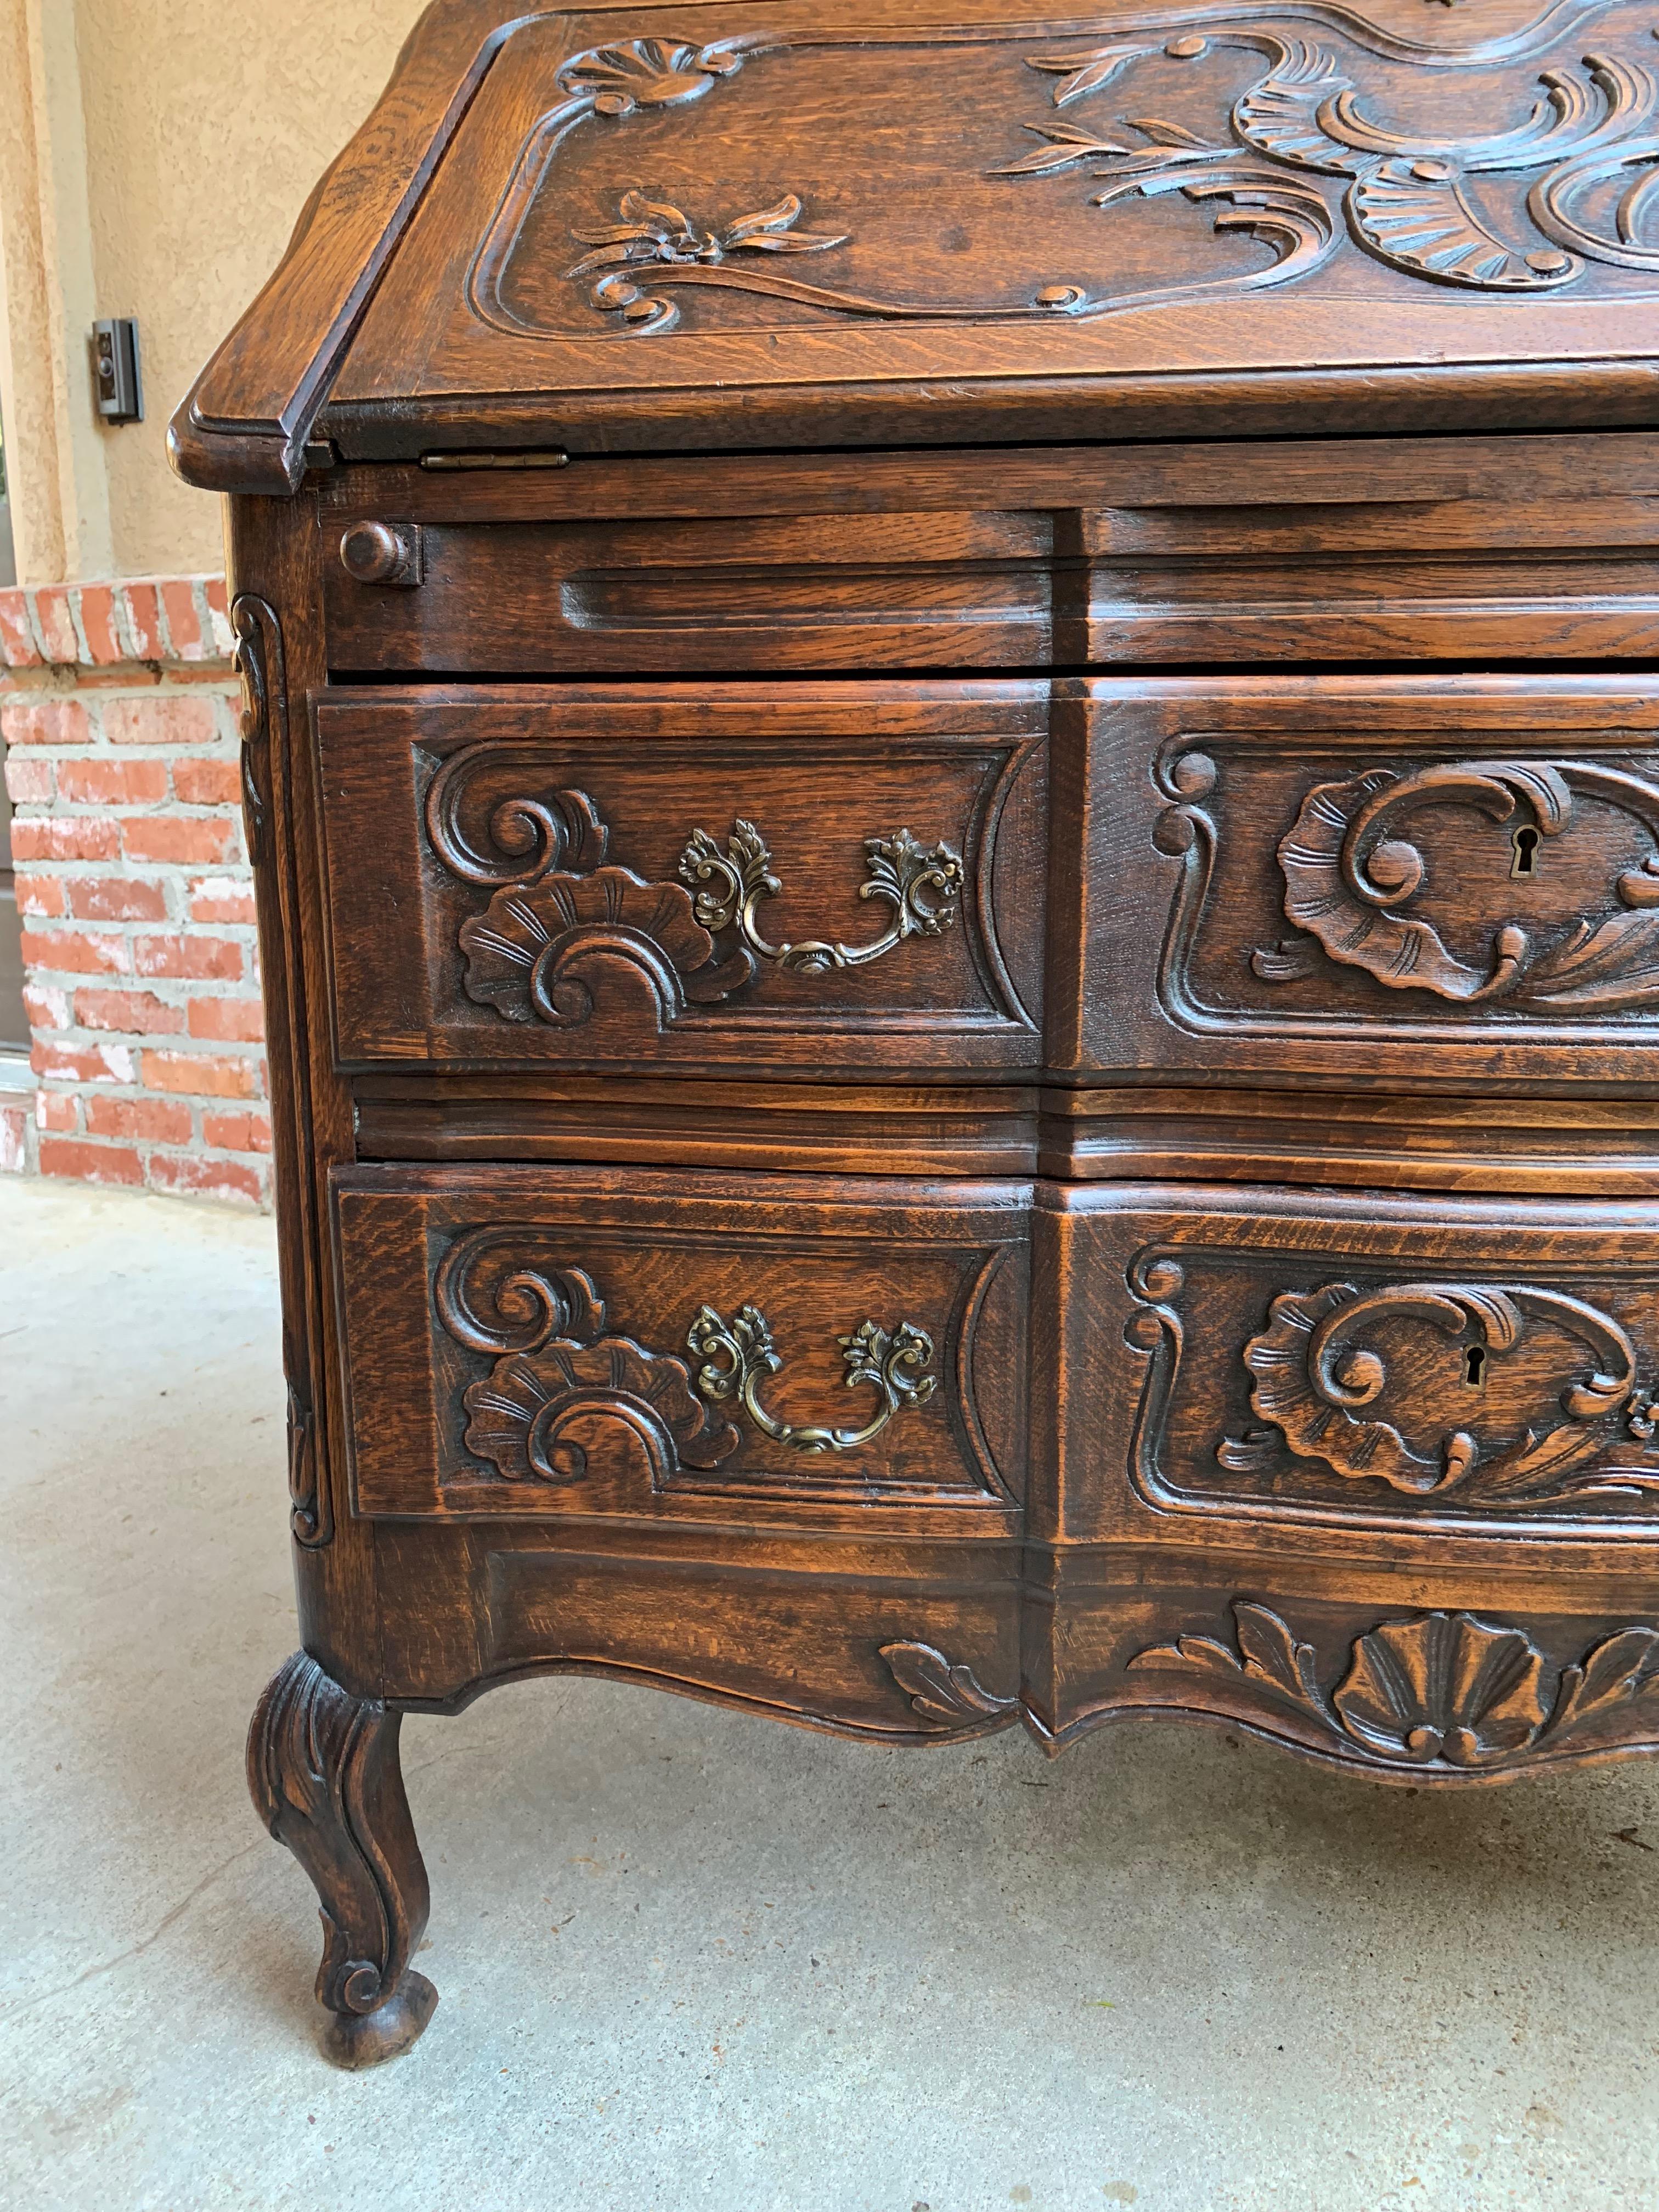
[1000,32,1659,295]
[1124,1252,1659,1517]
[1252,758,1659,1012]
[476,19,1659,340]
[424,755,964,1032]
[437,1231,938,1488]
[1217,1279,1659,1505]
[1130,1601,1659,1770]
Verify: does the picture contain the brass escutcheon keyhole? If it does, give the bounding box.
[1510,825,1540,880]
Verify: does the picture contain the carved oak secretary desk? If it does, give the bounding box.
[173,0,1659,2066]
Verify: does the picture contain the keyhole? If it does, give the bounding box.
[1464,1345,1487,1388]
[1510,825,1540,880]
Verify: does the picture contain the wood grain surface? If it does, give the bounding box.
[206,0,1659,2068]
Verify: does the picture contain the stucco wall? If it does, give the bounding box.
[0,0,429,584]
[80,0,430,577]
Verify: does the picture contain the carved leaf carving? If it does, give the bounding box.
[994,122,1134,174]
[1234,1602,1325,1706]
[879,1641,1020,1729]
[1551,1627,1659,1738]
[1026,44,1149,109]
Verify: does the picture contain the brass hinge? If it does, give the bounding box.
[419,449,571,473]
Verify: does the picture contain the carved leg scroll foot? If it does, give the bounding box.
[248,1652,437,2069]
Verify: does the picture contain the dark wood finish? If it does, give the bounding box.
[1067,675,1659,1090]
[249,1652,437,2065]
[189,0,1659,2066]
[314,681,1046,1073]
[332,1164,1030,1528]
[320,447,1659,674]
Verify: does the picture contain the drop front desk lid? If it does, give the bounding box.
[171,0,1659,492]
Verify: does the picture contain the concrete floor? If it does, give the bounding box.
[3,1178,1658,2212]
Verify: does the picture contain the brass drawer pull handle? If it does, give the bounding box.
[429,763,969,1029]
[689,1304,937,1453]
[679,820,964,973]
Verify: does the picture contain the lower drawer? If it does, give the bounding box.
[1040,1181,1659,1549]
[333,1165,1030,1531]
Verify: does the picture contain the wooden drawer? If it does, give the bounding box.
[1067,674,1659,1088]
[334,1166,1030,1530]
[324,507,1057,673]
[318,436,1659,675]
[315,681,1045,1075]
[1037,1181,1659,1552]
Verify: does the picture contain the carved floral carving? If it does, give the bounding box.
[426,757,964,1032]
[999,34,1659,294]
[475,18,1659,341]
[568,189,849,333]
[556,35,759,115]
[1252,759,1659,1010]
[880,1642,1021,1731]
[1129,1601,1659,1769]
[437,1229,939,1488]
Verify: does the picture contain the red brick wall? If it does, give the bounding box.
[1,575,272,1207]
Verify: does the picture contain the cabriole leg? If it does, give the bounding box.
[247,1651,438,2068]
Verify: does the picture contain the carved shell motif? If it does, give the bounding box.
[458,867,717,1029]
[1332,1613,1548,1764]
[464,1339,739,1487]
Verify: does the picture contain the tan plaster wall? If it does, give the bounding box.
[0,0,63,584]
[71,0,429,578]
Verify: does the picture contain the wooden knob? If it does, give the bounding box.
[340,521,421,587]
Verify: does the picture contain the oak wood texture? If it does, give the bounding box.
[1067,675,1659,1088]
[206,0,1659,2070]
[249,1652,437,2065]
[321,464,1659,673]
[174,1,1659,490]
[314,680,1046,1073]
[332,1164,1030,1528]
[329,0,1659,456]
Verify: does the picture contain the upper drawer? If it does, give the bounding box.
[318,438,1659,675]
[324,509,1057,673]
[315,680,1046,1074]
[1069,675,1659,1088]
